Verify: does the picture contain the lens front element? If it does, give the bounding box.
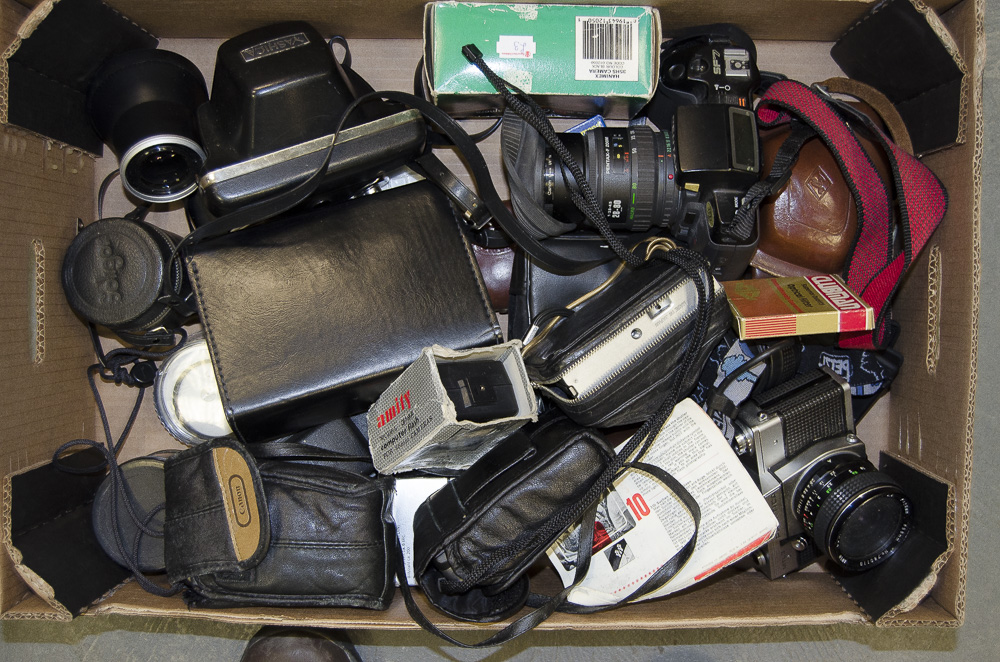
[796,458,912,572]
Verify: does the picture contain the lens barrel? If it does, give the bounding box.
[796,457,912,572]
[87,49,209,204]
[542,126,680,232]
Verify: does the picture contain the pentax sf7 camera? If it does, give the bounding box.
[732,367,912,580]
[511,27,761,280]
[190,22,426,221]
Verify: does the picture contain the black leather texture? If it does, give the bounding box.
[164,440,270,583]
[412,415,613,622]
[184,182,503,443]
[164,439,395,609]
[521,261,731,428]
[507,233,651,341]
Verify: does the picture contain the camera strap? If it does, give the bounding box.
[462,44,648,274]
[51,328,189,599]
[397,247,713,647]
[754,79,948,349]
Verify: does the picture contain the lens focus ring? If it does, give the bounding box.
[809,467,911,572]
[627,128,657,232]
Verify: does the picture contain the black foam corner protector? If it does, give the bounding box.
[9,450,130,616]
[831,0,965,155]
[5,0,157,153]
[834,453,951,621]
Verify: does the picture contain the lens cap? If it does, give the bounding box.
[61,218,177,330]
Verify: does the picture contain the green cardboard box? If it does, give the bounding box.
[423,2,661,118]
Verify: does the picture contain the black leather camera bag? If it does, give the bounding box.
[397,413,702,648]
[163,438,395,609]
[183,181,502,443]
[521,255,731,428]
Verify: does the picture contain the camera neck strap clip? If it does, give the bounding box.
[755,79,947,350]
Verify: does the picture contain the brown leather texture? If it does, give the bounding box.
[752,102,892,278]
[473,243,515,313]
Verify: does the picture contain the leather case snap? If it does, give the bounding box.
[521,261,731,428]
[184,182,502,442]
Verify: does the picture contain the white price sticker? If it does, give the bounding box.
[497,35,536,59]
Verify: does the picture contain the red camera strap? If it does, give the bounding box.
[755,80,948,349]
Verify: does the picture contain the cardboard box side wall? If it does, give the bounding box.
[879,0,983,625]
[11,0,962,42]
[0,0,982,631]
[0,0,100,617]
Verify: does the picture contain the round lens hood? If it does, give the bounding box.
[87,48,208,203]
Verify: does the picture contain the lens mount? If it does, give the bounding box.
[796,459,912,572]
[119,135,206,204]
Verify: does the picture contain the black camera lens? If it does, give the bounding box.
[542,126,680,232]
[87,49,208,204]
[795,457,912,572]
[122,140,204,202]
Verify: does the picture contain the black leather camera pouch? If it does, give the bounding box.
[507,233,654,341]
[521,259,731,428]
[164,438,395,609]
[184,181,502,442]
[411,415,614,623]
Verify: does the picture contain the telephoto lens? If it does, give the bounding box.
[542,126,681,232]
[87,49,209,204]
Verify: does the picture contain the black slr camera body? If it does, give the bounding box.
[732,368,912,580]
[191,22,426,221]
[540,31,761,280]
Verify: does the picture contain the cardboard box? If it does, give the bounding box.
[423,2,661,118]
[0,0,982,633]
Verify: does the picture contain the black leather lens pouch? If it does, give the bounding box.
[521,259,731,428]
[412,415,614,622]
[164,438,395,609]
[184,181,502,443]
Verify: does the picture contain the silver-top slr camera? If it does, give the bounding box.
[733,367,912,579]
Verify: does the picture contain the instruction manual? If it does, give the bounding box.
[547,398,778,607]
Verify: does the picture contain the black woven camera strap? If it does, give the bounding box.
[394,459,700,647]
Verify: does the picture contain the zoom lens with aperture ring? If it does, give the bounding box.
[542,126,681,232]
[795,457,912,572]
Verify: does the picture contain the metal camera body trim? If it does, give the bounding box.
[119,134,207,204]
[733,366,862,579]
[197,108,426,214]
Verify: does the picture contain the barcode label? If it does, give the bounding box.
[575,16,639,82]
[580,20,633,60]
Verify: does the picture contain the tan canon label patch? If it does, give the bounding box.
[211,447,261,562]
